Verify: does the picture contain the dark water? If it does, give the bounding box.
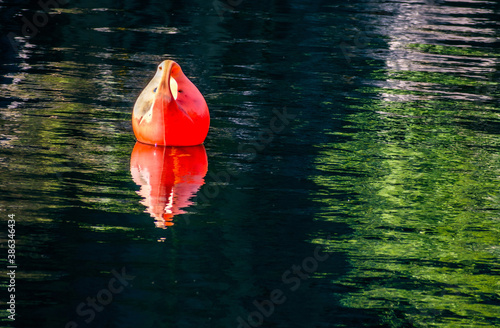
[1,0,499,327]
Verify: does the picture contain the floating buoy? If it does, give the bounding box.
[132,60,209,146]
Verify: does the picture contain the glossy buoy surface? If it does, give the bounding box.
[132,60,210,146]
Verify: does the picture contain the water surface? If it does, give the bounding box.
[1,0,499,327]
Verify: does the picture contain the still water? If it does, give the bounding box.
[1,0,499,327]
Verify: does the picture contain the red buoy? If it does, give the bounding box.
[132,60,210,146]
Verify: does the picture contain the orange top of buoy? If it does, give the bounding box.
[132,60,210,146]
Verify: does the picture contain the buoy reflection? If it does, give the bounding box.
[130,142,208,228]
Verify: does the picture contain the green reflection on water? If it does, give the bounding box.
[407,43,500,58]
[311,47,500,327]
[0,58,141,223]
